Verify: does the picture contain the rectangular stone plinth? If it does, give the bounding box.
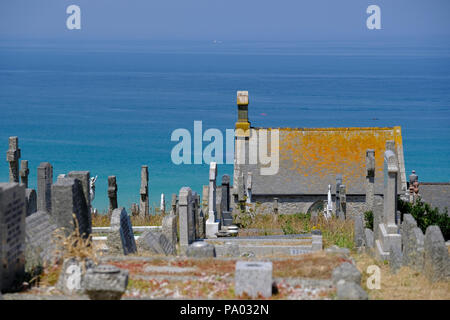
[235,261,272,298]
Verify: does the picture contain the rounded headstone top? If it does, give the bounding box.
[93,264,120,274]
[191,241,209,248]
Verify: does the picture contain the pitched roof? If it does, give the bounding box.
[249,126,406,195]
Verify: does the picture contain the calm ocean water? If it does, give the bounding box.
[0,39,449,211]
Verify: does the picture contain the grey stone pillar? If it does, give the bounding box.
[6,136,21,183]
[19,160,29,188]
[108,176,118,214]
[221,174,230,212]
[37,162,53,213]
[179,187,194,251]
[365,149,375,213]
[139,165,149,217]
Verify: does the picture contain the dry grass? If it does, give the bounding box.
[354,252,450,300]
[236,213,354,250]
[92,211,164,227]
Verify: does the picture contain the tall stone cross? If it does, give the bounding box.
[6,136,21,183]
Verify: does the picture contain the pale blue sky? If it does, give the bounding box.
[0,0,449,41]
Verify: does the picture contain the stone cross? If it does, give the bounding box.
[51,177,91,238]
[19,160,29,188]
[0,182,26,292]
[37,162,53,213]
[6,136,21,183]
[160,193,165,214]
[179,187,195,250]
[365,150,375,213]
[374,150,401,261]
[108,176,118,214]
[139,165,149,217]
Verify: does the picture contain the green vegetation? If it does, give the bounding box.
[364,211,373,230]
[398,198,449,240]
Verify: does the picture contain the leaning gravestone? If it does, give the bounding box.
[57,257,95,295]
[106,208,137,255]
[423,225,449,282]
[25,210,58,272]
[0,182,26,292]
[51,177,90,238]
[137,230,176,255]
[162,213,177,250]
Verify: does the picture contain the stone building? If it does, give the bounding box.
[231,91,407,216]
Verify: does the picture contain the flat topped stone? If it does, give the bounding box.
[235,261,273,298]
[93,265,120,274]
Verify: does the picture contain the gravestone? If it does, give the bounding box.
[186,241,215,258]
[206,162,219,238]
[84,264,129,300]
[365,149,375,212]
[202,185,209,213]
[37,162,53,213]
[375,150,401,261]
[198,208,206,239]
[51,177,90,239]
[0,183,26,292]
[364,228,374,255]
[19,160,29,188]
[215,186,223,222]
[25,188,37,217]
[162,213,177,250]
[235,261,273,298]
[221,174,231,212]
[160,193,165,214]
[389,241,403,274]
[338,184,346,220]
[137,230,175,255]
[354,214,365,248]
[335,174,342,217]
[171,194,177,215]
[25,210,58,272]
[423,225,449,282]
[179,187,195,250]
[139,166,149,217]
[68,171,91,212]
[6,136,21,183]
[56,257,95,295]
[106,208,137,255]
[401,214,424,270]
[193,192,201,239]
[108,176,118,214]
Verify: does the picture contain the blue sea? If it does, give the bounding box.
[0,39,449,212]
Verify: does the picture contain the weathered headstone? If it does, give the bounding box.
[68,171,91,212]
[186,241,216,258]
[202,185,209,213]
[221,174,231,212]
[139,166,149,217]
[178,187,195,250]
[389,241,403,274]
[25,188,37,217]
[423,225,449,282]
[108,176,118,214]
[401,214,422,269]
[51,177,90,238]
[338,184,346,220]
[171,194,177,215]
[0,183,26,292]
[106,207,137,255]
[19,160,29,188]
[56,257,95,295]
[331,262,361,285]
[6,137,20,183]
[335,174,342,217]
[162,213,177,250]
[25,210,58,272]
[84,264,129,300]
[336,280,368,300]
[37,162,53,213]
[354,214,365,248]
[365,149,375,212]
[206,162,219,238]
[235,261,273,298]
[364,228,374,255]
[137,230,175,255]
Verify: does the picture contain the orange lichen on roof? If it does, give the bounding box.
[272,126,402,190]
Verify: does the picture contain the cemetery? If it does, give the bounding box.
[0,92,449,301]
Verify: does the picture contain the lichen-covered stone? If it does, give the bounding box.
[84,264,128,300]
[423,226,449,282]
[331,262,361,285]
[186,241,216,258]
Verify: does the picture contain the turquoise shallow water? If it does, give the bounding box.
[0,40,449,211]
